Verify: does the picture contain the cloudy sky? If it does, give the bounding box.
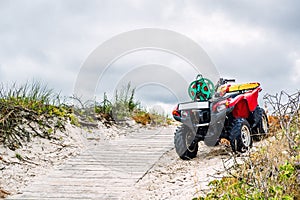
[0,0,299,112]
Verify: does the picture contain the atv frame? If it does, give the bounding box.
[172,76,269,160]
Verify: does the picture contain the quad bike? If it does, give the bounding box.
[172,75,269,160]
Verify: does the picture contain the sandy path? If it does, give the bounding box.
[123,143,230,200]
[2,123,231,200]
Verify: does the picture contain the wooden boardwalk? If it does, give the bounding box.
[8,127,174,200]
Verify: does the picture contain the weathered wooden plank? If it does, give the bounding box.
[12,192,123,199]
[29,179,137,186]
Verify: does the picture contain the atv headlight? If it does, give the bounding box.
[216,104,226,112]
[181,110,189,118]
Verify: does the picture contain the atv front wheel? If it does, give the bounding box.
[229,118,252,153]
[174,125,198,160]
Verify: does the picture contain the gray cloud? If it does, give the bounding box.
[187,0,300,94]
[0,0,299,112]
[192,0,300,34]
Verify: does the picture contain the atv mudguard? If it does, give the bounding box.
[228,87,261,119]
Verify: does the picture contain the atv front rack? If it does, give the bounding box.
[178,101,209,110]
[219,82,260,94]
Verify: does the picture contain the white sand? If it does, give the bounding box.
[123,143,230,200]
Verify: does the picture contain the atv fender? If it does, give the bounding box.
[229,87,261,118]
[232,100,250,119]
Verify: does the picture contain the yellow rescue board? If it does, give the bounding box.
[227,82,260,92]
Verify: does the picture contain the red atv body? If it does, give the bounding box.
[172,77,269,160]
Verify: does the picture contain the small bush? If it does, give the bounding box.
[132,110,151,125]
[111,83,139,121]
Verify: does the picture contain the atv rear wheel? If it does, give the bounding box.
[258,109,268,130]
[174,125,198,160]
[252,107,269,141]
[229,118,252,153]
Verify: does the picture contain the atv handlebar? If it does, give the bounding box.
[220,78,235,85]
[214,78,236,93]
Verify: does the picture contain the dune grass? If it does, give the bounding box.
[94,83,171,126]
[0,81,172,150]
[0,82,75,150]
